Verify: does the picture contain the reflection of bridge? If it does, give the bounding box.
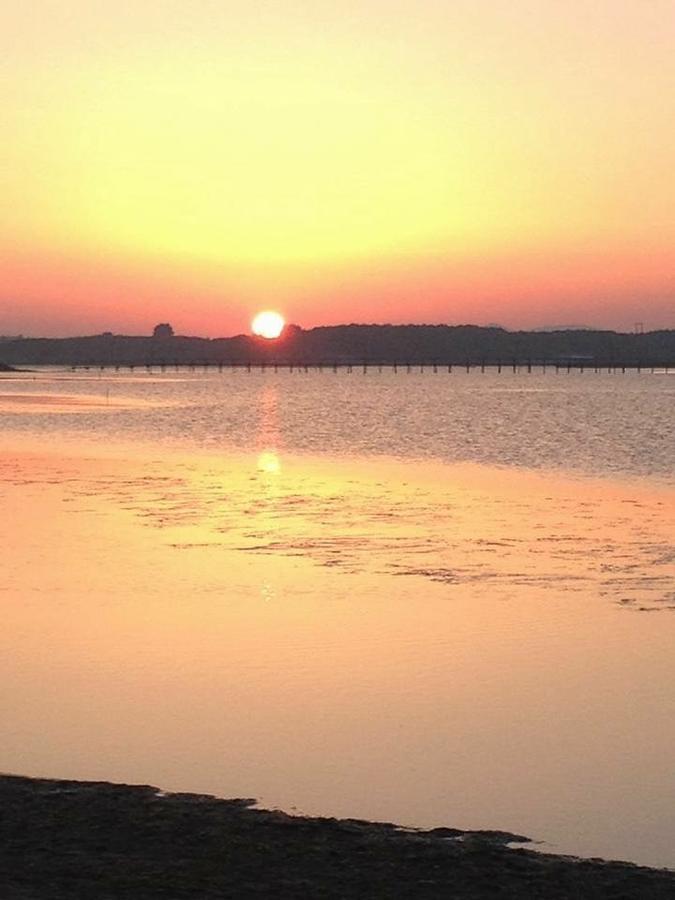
[69,359,671,374]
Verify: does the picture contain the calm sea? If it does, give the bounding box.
[2,369,674,868]
[2,368,674,479]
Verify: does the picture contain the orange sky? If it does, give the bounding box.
[1,1,674,336]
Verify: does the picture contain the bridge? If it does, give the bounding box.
[68,359,672,374]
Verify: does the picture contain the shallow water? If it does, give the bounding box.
[2,368,674,480]
[1,370,674,867]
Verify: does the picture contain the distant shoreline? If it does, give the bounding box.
[1,323,674,369]
[2,774,674,898]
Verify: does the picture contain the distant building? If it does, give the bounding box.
[152,323,174,339]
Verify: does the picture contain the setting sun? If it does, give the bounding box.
[252,310,285,340]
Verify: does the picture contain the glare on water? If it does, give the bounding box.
[1,370,674,868]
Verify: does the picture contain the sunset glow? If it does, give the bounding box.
[252,311,285,340]
[1,2,674,335]
[3,3,675,882]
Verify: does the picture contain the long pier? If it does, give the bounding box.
[69,359,672,374]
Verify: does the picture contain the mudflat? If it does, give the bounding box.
[1,775,674,899]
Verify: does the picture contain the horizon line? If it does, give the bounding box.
[2,322,672,342]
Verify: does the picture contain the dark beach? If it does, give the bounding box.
[2,775,674,899]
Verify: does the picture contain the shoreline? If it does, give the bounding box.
[2,774,674,899]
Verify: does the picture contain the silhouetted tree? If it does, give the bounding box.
[152,323,174,339]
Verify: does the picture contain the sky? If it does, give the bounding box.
[1,0,674,337]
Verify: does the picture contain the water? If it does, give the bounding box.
[2,369,674,479]
[1,369,674,868]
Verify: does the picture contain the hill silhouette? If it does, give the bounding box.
[0,325,674,368]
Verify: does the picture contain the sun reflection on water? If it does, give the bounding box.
[254,382,281,476]
[257,450,281,474]
[2,439,675,868]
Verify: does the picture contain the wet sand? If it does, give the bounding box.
[2,774,674,899]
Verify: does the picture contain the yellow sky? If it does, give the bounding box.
[1,1,674,334]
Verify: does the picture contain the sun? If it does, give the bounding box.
[252,310,285,340]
